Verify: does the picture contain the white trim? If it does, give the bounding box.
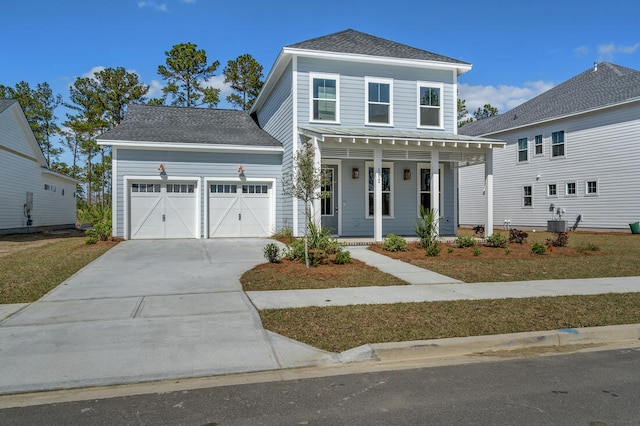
[204,177,277,238]
[309,72,340,124]
[522,184,534,208]
[365,160,394,220]
[320,159,342,236]
[365,76,394,126]
[565,181,577,197]
[292,56,299,236]
[534,134,544,156]
[485,153,494,237]
[585,179,599,196]
[517,137,529,163]
[547,183,558,198]
[416,81,444,130]
[452,70,458,135]
[123,175,201,240]
[112,147,118,237]
[97,140,283,154]
[551,130,566,159]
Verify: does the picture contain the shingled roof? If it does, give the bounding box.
[286,29,470,65]
[460,62,640,137]
[0,99,17,114]
[98,105,282,147]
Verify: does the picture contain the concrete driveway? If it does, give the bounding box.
[0,239,334,395]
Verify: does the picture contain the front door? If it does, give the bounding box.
[321,165,338,234]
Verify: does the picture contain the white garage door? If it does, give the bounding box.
[130,182,198,239]
[209,183,271,237]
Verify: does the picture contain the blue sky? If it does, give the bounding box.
[3,0,640,117]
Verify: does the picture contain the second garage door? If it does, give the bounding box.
[209,183,271,237]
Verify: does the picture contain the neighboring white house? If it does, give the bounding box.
[459,62,640,232]
[0,99,77,234]
[99,29,504,241]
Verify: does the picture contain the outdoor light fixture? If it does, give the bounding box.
[403,169,411,180]
[352,168,359,179]
[238,165,244,175]
[158,163,165,173]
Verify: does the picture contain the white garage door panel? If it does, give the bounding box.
[208,183,271,238]
[130,182,197,239]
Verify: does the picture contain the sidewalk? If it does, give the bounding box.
[247,247,640,309]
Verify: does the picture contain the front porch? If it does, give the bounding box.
[299,126,504,242]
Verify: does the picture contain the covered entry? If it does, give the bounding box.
[129,181,198,239]
[208,181,273,237]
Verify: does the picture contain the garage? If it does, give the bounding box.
[208,182,272,237]
[129,182,198,239]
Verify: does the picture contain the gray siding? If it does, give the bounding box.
[459,102,640,231]
[296,57,456,132]
[256,62,294,232]
[114,149,282,238]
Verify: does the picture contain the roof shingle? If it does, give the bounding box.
[459,62,640,136]
[98,105,282,147]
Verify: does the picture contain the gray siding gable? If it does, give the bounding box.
[287,29,469,65]
[460,62,640,136]
[99,105,282,148]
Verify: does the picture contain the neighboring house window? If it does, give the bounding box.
[366,77,392,125]
[517,138,528,162]
[310,73,339,122]
[551,131,565,157]
[534,134,543,155]
[366,162,393,217]
[586,180,598,195]
[417,82,443,128]
[44,184,50,191]
[523,185,533,207]
[566,182,576,196]
[548,184,557,197]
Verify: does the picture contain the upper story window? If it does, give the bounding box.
[366,77,393,125]
[517,138,528,162]
[310,73,339,122]
[417,82,443,129]
[551,131,565,157]
[534,134,543,155]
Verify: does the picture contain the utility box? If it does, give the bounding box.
[547,220,567,233]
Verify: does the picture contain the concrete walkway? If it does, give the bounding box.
[248,247,640,309]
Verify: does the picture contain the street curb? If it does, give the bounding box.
[338,324,640,363]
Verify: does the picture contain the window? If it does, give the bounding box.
[418,164,444,215]
[168,184,194,193]
[534,134,543,155]
[548,184,557,197]
[523,185,533,207]
[210,184,237,193]
[586,180,598,195]
[366,78,392,125]
[566,182,576,196]
[517,138,528,162]
[310,74,339,122]
[552,131,565,157]
[366,162,393,217]
[321,167,334,216]
[417,82,442,128]
[131,183,161,193]
[242,184,268,194]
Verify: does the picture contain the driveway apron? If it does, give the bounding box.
[0,239,333,395]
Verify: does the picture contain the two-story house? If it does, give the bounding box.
[99,29,503,240]
[459,62,640,232]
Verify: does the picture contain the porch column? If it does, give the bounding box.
[312,137,322,230]
[374,147,383,242]
[484,150,494,237]
[430,150,440,236]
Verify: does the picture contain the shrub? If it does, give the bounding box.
[334,250,352,264]
[505,248,511,255]
[285,222,346,266]
[84,235,98,245]
[473,247,481,256]
[415,206,439,248]
[85,218,112,244]
[425,243,440,257]
[509,229,529,244]
[447,247,454,254]
[383,234,407,252]
[546,231,569,248]
[455,236,476,248]
[485,232,507,248]
[263,243,281,263]
[531,242,546,255]
[272,227,294,243]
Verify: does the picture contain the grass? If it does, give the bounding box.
[0,238,116,304]
[260,293,640,353]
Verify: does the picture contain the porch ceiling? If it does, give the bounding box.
[298,125,505,150]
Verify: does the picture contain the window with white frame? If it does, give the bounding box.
[417,82,442,128]
[551,130,565,157]
[366,78,392,125]
[418,164,444,215]
[534,134,543,155]
[566,182,576,196]
[310,74,339,122]
[366,162,393,217]
[523,185,533,207]
[586,180,598,195]
[547,184,557,197]
[517,138,528,162]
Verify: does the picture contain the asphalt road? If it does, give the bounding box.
[1,347,639,425]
